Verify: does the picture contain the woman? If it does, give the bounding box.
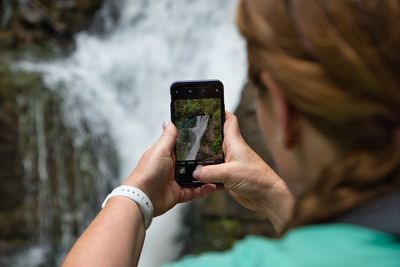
[62,0,400,266]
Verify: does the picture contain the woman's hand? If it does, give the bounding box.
[123,121,217,216]
[62,122,217,267]
[193,112,294,232]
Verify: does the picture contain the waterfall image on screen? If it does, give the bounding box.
[184,115,210,160]
[175,98,223,162]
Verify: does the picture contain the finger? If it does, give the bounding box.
[193,164,232,184]
[178,184,217,203]
[200,183,217,197]
[156,121,177,150]
[224,112,243,141]
[179,187,201,203]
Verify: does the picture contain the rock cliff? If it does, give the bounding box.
[0,0,104,48]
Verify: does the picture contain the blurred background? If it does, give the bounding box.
[0,0,274,266]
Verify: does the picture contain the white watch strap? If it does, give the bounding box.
[102,185,154,229]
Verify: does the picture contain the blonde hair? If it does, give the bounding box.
[237,0,400,228]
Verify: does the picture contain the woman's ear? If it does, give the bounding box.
[260,71,300,149]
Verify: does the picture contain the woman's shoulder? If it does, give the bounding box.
[164,224,400,267]
[282,223,400,245]
[275,224,400,261]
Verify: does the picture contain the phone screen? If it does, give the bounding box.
[170,80,225,187]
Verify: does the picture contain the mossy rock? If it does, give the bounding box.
[0,64,119,266]
[0,0,105,49]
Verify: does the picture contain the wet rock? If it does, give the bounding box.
[19,4,46,25]
[0,31,15,47]
[0,64,119,266]
[77,0,103,13]
[0,0,104,49]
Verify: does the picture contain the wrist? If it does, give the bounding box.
[105,197,146,227]
[123,174,152,199]
[102,185,154,229]
[261,178,294,233]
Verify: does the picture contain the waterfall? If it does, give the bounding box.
[0,0,13,27]
[34,100,52,244]
[18,0,246,266]
[185,115,210,160]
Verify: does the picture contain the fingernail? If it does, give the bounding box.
[193,165,203,179]
[162,121,171,130]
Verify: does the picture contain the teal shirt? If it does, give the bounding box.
[163,224,400,267]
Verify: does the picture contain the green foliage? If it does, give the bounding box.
[175,98,220,124]
[211,134,222,154]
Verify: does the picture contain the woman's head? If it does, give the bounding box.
[237,0,400,225]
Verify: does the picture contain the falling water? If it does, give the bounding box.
[19,0,246,266]
[185,115,210,160]
[0,0,13,28]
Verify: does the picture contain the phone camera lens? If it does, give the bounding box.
[175,90,178,94]
[216,89,219,92]
[189,89,192,93]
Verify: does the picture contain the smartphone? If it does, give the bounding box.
[170,80,225,187]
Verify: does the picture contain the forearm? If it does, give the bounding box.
[62,197,146,267]
[60,121,207,267]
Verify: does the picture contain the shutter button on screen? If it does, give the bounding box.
[178,167,186,174]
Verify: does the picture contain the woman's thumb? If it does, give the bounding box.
[157,121,177,150]
[193,163,231,184]
[224,112,243,142]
